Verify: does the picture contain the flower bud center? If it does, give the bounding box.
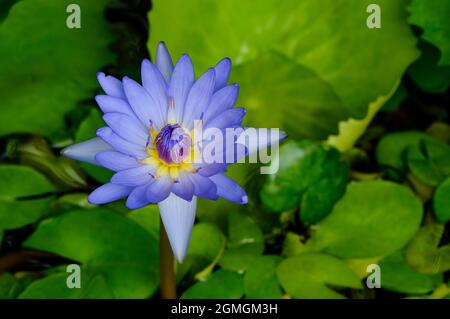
[154,124,191,164]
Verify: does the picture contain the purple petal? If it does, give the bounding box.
[141,60,168,126]
[182,68,215,129]
[88,182,132,205]
[203,84,239,123]
[111,165,155,186]
[156,42,174,83]
[103,112,148,145]
[158,194,197,262]
[147,176,172,203]
[126,184,152,209]
[210,174,248,204]
[189,173,218,200]
[199,128,248,165]
[61,137,112,165]
[96,127,148,159]
[205,107,246,130]
[95,151,140,171]
[213,58,231,91]
[168,54,194,123]
[196,163,227,177]
[95,95,136,119]
[172,171,195,201]
[97,72,125,99]
[122,76,164,129]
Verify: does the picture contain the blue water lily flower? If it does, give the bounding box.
[62,42,285,261]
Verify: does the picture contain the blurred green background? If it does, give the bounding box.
[0,0,449,299]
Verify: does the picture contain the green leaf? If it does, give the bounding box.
[433,177,450,223]
[19,267,114,299]
[0,165,55,239]
[55,193,95,212]
[6,135,89,190]
[219,212,264,272]
[380,83,407,112]
[24,208,159,298]
[0,0,19,22]
[408,0,450,65]
[0,164,55,198]
[261,140,348,224]
[0,273,32,299]
[127,204,160,239]
[185,223,226,281]
[379,250,443,294]
[376,131,436,172]
[408,41,450,93]
[276,253,362,299]
[307,180,423,258]
[231,52,345,139]
[405,223,450,274]
[406,138,450,186]
[150,0,418,138]
[0,0,115,138]
[282,232,306,258]
[244,255,282,298]
[182,270,244,299]
[75,108,113,183]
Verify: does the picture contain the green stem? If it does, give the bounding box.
[159,217,176,299]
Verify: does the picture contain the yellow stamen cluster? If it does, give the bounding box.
[139,127,196,180]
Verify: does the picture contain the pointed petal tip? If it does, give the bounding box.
[157,41,168,52]
[174,250,187,263]
[241,195,248,204]
[159,194,197,266]
[87,192,99,205]
[60,145,76,159]
[216,57,231,67]
[141,58,152,67]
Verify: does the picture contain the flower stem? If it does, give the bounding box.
[159,217,176,299]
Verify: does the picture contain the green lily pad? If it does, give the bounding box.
[0,0,19,22]
[0,273,33,299]
[379,250,443,294]
[182,270,244,299]
[282,232,307,258]
[276,253,362,299]
[24,208,159,298]
[261,140,348,224]
[150,0,418,137]
[376,131,436,172]
[0,0,115,139]
[127,204,160,239]
[380,83,407,112]
[408,0,450,65]
[433,177,450,223]
[405,223,450,274]
[19,267,115,299]
[307,180,423,258]
[219,212,264,273]
[408,41,450,93]
[0,165,55,240]
[186,223,226,280]
[244,255,282,298]
[406,138,450,186]
[231,52,345,139]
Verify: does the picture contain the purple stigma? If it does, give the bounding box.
[155,124,191,164]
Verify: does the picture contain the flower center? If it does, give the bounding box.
[154,124,191,164]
